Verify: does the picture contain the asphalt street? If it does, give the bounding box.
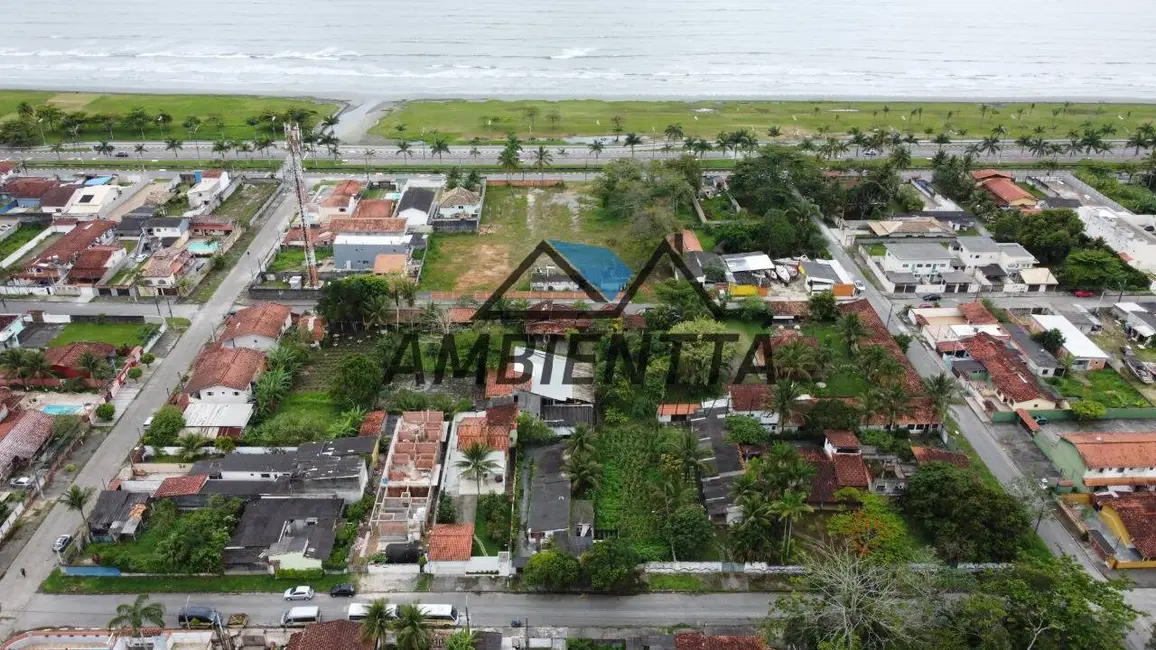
[0,187,298,640]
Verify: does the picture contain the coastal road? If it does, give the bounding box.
[0,186,297,641]
[17,592,772,630]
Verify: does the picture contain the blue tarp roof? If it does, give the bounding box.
[84,176,114,186]
[548,240,632,299]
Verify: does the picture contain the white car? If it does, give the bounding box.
[52,534,72,553]
[8,476,33,488]
[283,586,315,601]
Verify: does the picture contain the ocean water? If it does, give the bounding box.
[1,0,1155,100]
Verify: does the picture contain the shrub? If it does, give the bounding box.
[276,568,324,582]
[724,415,766,445]
[95,403,116,421]
[64,463,77,473]
[523,548,581,591]
[144,405,186,446]
[436,492,458,524]
[127,367,143,381]
[517,413,556,446]
[1071,400,1106,421]
[140,353,156,367]
[213,437,236,453]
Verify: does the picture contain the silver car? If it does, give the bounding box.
[283,586,315,601]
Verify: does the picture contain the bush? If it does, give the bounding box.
[128,367,143,381]
[517,413,556,446]
[144,405,185,446]
[275,568,324,582]
[582,539,642,592]
[436,492,457,524]
[95,403,116,422]
[523,548,581,591]
[140,353,155,367]
[64,463,77,473]
[213,436,236,453]
[724,415,766,445]
[1071,400,1106,421]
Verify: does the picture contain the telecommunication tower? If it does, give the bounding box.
[283,122,319,288]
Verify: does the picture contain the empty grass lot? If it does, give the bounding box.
[41,568,348,595]
[374,99,1156,143]
[1049,368,1151,408]
[0,90,339,142]
[49,322,143,347]
[0,225,48,261]
[801,322,869,397]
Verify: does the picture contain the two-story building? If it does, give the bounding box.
[218,303,292,351]
[316,180,362,224]
[184,347,266,402]
[63,185,122,219]
[882,242,956,279]
[956,333,1060,411]
[1029,314,1109,371]
[1060,432,1156,492]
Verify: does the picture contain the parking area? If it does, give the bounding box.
[14,323,64,349]
[988,422,1062,481]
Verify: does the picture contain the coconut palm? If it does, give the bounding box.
[664,123,684,143]
[321,114,340,133]
[837,312,868,354]
[888,145,911,169]
[622,132,643,157]
[163,137,184,158]
[396,141,413,165]
[587,140,604,163]
[0,348,27,378]
[498,147,520,181]
[75,350,109,380]
[565,423,596,457]
[361,598,393,650]
[175,434,209,462]
[393,603,433,650]
[445,629,479,650]
[20,350,53,383]
[923,372,963,420]
[93,141,115,157]
[430,136,450,161]
[857,344,902,385]
[108,594,165,640]
[211,139,230,159]
[665,428,710,483]
[455,441,499,495]
[562,450,602,496]
[532,145,553,180]
[60,484,94,535]
[769,490,813,563]
[772,379,804,431]
[873,381,913,431]
[772,341,817,382]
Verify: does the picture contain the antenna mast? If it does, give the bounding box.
[284,122,318,288]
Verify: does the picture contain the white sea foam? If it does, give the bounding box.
[550,48,595,60]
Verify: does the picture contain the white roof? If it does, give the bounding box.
[189,178,219,194]
[722,253,774,273]
[1030,314,1108,360]
[998,242,1037,262]
[512,347,594,403]
[1017,267,1058,285]
[334,234,411,246]
[183,402,255,428]
[1116,302,1145,313]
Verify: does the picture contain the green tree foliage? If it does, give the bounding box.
[245,411,328,445]
[737,296,770,322]
[108,594,166,639]
[665,505,715,560]
[666,318,736,386]
[901,462,1031,562]
[581,538,642,592]
[95,403,116,421]
[1071,399,1107,420]
[1031,328,1066,355]
[988,208,1086,266]
[436,492,457,524]
[891,333,913,353]
[826,492,914,562]
[317,274,393,330]
[591,158,694,251]
[648,280,713,327]
[516,412,556,446]
[725,414,767,445]
[1059,247,1149,291]
[97,497,240,573]
[808,291,838,322]
[330,352,384,409]
[523,547,582,591]
[144,405,185,446]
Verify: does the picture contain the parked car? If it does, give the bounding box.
[143,416,154,429]
[8,476,33,488]
[863,148,879,156]
[1073,290,1095,298]
[114,152,130,158]
[52,534,72,553]
[1033,416,1049,426]
[921,294,942,302]
[919,303,935,308]
[329,583,356,598]
[283,586,315,601]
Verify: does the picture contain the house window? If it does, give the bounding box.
[206,391,213,396]
[261,473,271,478]
[233,391,240,396]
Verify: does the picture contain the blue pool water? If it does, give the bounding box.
[186,241,219,255]
[42,404,85,415]
[384,192,401,201]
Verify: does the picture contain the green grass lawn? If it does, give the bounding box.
[867,243,887,256]
[267,247,333,273]
[800,323,868,397]
[0,225,48,261]
[473,511,502,556]
[1049,368,1151,408]
[214,182,277,224]
[41,568,349,595]
[374,99,1156,143]
[420,185,637,292]
[49,322,144,347]
[0,90,338,142]
[277,390,342,421]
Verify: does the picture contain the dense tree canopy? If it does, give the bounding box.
[988,208,1086,266]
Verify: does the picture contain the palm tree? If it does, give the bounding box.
[393,603,432,650]
[361,148,377,183]
[858,344,902,385]
[176,434,209,462]
[565,424,597,458]
[532,145,553,180]
[253,136,275,156]
[430,136,450,161]
[211,139,230,159]
[923,372,963,421]
[455,441,499,495]
[108,594,166,641]
[874,381,912,431]
[587,140,604,163]
[498,147,520,181]
[562,450,602,496]
[61,484,94,537]
[766,125,782,138]
[772,341,817,382]
[20,350,53,383]
[0,348,26,381]
[664,123,684,143]
[182,116,203,160]
[163,138,183,158]
[75,350,107,379]
[445,629,479,650]
[396,141,413,165]
[1126,132,1150,155]
[837,312,868,354]
[321,114,340,133]
[521,106,541,136]
[665,429,709,482]
[611,114,624,140]
[888,145,911,169]
[48,142,65,160]
[253,368,291,418]
[91,141,114,157]
[714,131,731,158]
[772,379,803,432]
[361,598,393,650]
[769,490,813,563]
[623,132,643,157]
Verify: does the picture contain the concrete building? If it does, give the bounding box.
[443,405,515,496]
[184,347,266,403]
[218,303,292,351]
[882,242,956,278]
[1029,314,1109,371]
[63,184,122,218]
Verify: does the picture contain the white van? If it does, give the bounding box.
[281,606,322,627]
[347,603,370,621]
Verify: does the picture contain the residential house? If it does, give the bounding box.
[286,620,373,650]
[219,303,292,351]
[545,240,634,300]
[953,236,1001,272]
[972,170,1039,210]
[396,185,436,228]
[189,441,371,503]
[290,451,371,504]
[726,383,778,428]
[115,211,153,239]
[0,408,54,478]
[332,217,412,272]
[142,217,190,246]
[802,431,872,508]
[0,177,57,209]
[432,186,482,232]
[956,333,1060,411]
[1029,314,1109,371]
[1060,432,1156,491]
[316,180,362,223]
[15,220,115,287]
[223,496,343,571]
[138,248,196,296]
[866,217,955,238]
[526,443,570,548]
[1090,491,1156,564]
[1077,206,1156,274]
[1062,305,1103,335]
[908,301,1007,357]
[0,314,24,349]
[38,184,81,214]
[187,170,232,210]
[799,259,859,296]
[67,246,124,285]
[46,341,116,378]
[373,411,445,545]
[63,185,122,219]
[87,490,149,542]
[696,411,747,524]
[189,217,235,240]
[657,403,699,424]
[509,347,595,432]
[351,198,395,220]
[882,242,956,278]
[722,252,775,290]
[181,402,254,439]
[679,250,725,285]
[184,347,266,403]
[426,523,475,568]
[444,406,515,496]
[153,474,212,507]
[1120,303,1156,346]
[674,632,766,650]
[1006,324,1062,378]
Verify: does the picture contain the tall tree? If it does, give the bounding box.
[392,603,432,650]
[623,132,643,157]
[108,594,166,640]
[769,489,813,563]
[455,441,499,495]
[60,484,95,538]
[360,598,392,650]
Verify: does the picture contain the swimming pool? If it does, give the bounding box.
[42,404,85,415]
[384,192,401,201]
[186,241,219,256]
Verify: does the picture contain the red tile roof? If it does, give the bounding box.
[839,300,924,394]
[153,474,209,499]
[329,217,407,233]
[958,300,999,325]
[977,177,1037,206]
[30,220,114,267]
[360,410,386,436]
[832,454,871,489]
[2,177,57,200]
[221,303,291,342]
[140,247,192,278]
[427,523,474,561]
[728,384,770,412]
[826,430,861,449]
[971,169,1015,181]
[960,332,1053,405]
[286,620,373,650]
[667,230,703,254]
[658,403,698,417]
[352,199,396,219]
[40,183,81,208]
[185,347,265,394]
[1063,432,1156,470]
[911,445,970,468]
[485,368,530,399]
[69,245,120,283]
[675,633,765,650]
[46,342,115,369]
[800,448,871,504]
[190,217,235,232]
[486,403,518,430]
[456,416,511,452]
[320,180,362,208]
[0,410,54,474]
[296,313,326,343]
[1092,492,1156,559]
